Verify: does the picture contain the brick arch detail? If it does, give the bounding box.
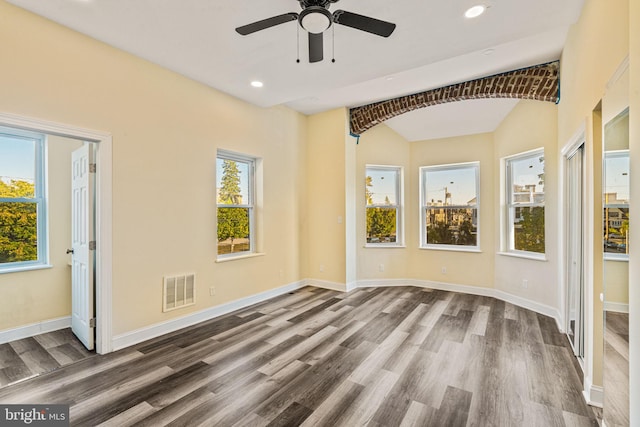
[349,61,560,136]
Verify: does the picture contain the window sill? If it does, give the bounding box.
[364,244,406,249]
[0,264,53,274]
[604,254,629,262]
[216,252,265,263]
[497,251,547,262]
[419,246,481,253]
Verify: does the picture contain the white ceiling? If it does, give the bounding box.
[7,0,584,141]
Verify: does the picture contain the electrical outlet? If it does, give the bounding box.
[379,264,385,272]
[209,286,216,296]
[320,264,325,272]
[522,279,528,289]
[441,267,447,274]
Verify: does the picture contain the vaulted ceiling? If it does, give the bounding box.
[7,0,585,141]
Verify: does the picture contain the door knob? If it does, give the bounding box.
[66,249,74,254]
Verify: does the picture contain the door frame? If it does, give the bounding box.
[564,140,586,360]
[0,112,113,354]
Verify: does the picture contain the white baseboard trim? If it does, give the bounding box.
[604,301,629,313]
[582,378,604,408]
[112,280,306,351]
[0,316,71,344]
[305,279,348,292]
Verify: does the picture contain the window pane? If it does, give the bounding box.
[0,134,36,198]
[0,202,38,263]
[426,208,477,246]
[425,168,477,206]
[366,207,397,243]
[604,155,629,204]
[217,207,251,255]
[604,207,629,254]
[216,158,250,205]
[513,206,545,253]
[366,169,397,205]
[510,155,544,204]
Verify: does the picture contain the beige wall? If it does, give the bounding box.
[356,124,411,280]
[0,1,307,335]
[0,136,82,330]
[408,133,495,287]
[304,109,349,284]
[494,101,559,307]
[628,0,639,421]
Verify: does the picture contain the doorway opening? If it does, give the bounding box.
[0,112,112,356]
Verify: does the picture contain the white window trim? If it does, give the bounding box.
[503,148,545,256]
[420,161,480,251]
[216,149,256,260]
[365,165,404,247]
[0,127,49,272]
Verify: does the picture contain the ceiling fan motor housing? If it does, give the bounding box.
[298,0,340,9]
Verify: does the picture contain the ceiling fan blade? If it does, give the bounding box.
[333,10,396,37]
[309,32,323,63]
[235,13,298,35]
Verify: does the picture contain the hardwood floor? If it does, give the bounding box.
[0,328,95,388]
[0,286,598,426]
[603,311,629,427]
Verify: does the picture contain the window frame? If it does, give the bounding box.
[0,126,49,273]
[365,165,404,247]
[216,150,256,260]
[504,148,545,258]
[603,149,629,261]
[420,161,480,252]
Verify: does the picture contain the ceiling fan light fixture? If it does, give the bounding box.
[300,7,332,34]
[464,5,486,18]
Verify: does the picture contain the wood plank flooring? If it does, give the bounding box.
[0,286,599,426]
[0,328,95,387]
[604,311,629,427]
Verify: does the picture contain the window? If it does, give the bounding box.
[421,162,479,249]
[505,149,545,255]
[365,166,402,245]
[0,127,48,271]
[216,151,255,258]
[603,150,629,257]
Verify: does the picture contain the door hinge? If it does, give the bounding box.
[89,318,96,328]
[89,241,96,250]
[89,163,97,173]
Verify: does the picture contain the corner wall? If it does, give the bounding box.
[558,0,629,403]
[0,1,308,336]
[493,101,559,309]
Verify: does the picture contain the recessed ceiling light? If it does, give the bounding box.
[465,5,486,18]
[482,48,495,56]
[250,81,264,88]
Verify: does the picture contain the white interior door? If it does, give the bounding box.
[71,144,95,350]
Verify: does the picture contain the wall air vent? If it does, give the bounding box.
[163,273,196,312]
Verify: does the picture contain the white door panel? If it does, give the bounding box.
[71,144,95,350]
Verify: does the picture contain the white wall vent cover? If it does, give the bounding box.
[163,273,196,312]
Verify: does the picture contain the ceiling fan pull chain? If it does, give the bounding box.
[296,23,301,63]
[331,24,336,63]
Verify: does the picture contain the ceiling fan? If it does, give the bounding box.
[235,0,396,63]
